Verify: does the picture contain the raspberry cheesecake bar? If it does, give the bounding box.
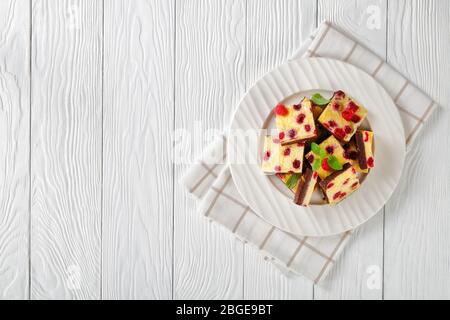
[355,130,374,170]
[261,136,304,173]
[275,98,317,145]
[294,168,319,207]
[305,135,349,180]
[318,164,360,204]
[318,90,368,142]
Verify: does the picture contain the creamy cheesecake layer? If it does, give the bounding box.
[275,98,317,145]
[318,90,367,142]
[319,164,360,204]
[261,136,304,173]
[355,130,374,170]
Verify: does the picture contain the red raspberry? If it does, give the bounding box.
[263,151,271,161]
[350,114,361,123]
[322,122,330,129]
[351,182,359,189]
[346,101,359,113]
[327,182,334,189]
[328,120,337,128]
[288,129,297,138]
[364,131,369,142]
[283,148,291,156]
[334,128,346,139]
[352,167,356,174]
[304,124,311,132]
[367,157,374,168]
[296,113,306,124]
[307,154,314,164]
[333,192,341,200]
[313,172,318,179]
[293,104,301,110]
[344,125,352,134]
[321,158,331,171]
[325,145,334,154]
[334,90,345,98]
[279,132,285,140]
[275,104,288,116]
[292,159,301,169]
[342,110,353,121]
[297,142,305,147]
[339,192,347,198]
[274,165,281,172]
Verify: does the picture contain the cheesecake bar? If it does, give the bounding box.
[261,136,304,173]
[319,163,360,204]
[294,168,319,207]
[275,98,317,145]
[318,90,368,142]
[355,130,374,170]
[305,135,350,180]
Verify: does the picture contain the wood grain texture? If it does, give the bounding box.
[243,0,316,300]
[314,0,386,300]
[30,0,102,299]
[102,0,173,299]
[0,0,30,299]
[384,0,450,299]
[173,0,246,299]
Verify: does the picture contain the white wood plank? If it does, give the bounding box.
[0,0,30,299]
[173,0,246,299]
[30,0,102,299]
[102,0,173,299]
[314,0,386,300]
[243,0,316,300]
[384,0,450,299]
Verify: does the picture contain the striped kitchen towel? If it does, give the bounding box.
[180,21,437,283]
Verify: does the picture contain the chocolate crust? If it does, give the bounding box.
[294,168,313,205]
[281,134,318,146]
[355,131,368,170]
[318,163,352,191]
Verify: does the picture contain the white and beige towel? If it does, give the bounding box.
[180,22,437,283]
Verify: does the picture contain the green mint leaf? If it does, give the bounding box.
[311,142,327,159]
[312,159,321,171]
[311,143,321,156]
[285,174,300,190]
[318,147,327,158]
[327,156,343,171]
[311,93,331,106]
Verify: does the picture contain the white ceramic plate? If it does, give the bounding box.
[227,58,405,237]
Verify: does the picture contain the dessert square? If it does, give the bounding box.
[261,137,304,173]
[318,163,360,204]
[275,98,317,145]
[294,168,319,207]
[305,135,350,180]
[355,130,374,170]
[318,90,368,142]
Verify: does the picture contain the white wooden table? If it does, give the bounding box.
[0,0,449,300]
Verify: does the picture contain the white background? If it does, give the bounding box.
[0,0,449,299]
